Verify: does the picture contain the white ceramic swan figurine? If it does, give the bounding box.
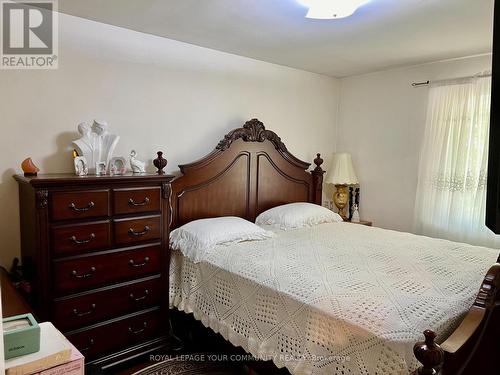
[129,150,146,173]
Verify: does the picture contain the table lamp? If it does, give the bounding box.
[325,153,359,220]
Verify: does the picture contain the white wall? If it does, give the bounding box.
[337,54,492,232]
[0,14,340,268]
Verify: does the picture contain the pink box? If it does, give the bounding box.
[33,343,84,375]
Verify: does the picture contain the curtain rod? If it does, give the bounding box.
[411,73,492,88]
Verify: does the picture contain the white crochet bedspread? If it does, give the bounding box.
[169,223,498,375]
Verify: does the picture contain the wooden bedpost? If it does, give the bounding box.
[497,253,500,263]
[311,153,325,205]
[412,330,444,375]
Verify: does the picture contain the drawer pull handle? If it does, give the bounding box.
[128,322,147,335]
[128,197,150,207]
[128,226,150,237]
[70,233,96,245]
[71,266,96,279]
[129,257,150,267]
[80,338,94,352]
[73,303,96,317]
[129,289,149,302]
[69,201,95,212]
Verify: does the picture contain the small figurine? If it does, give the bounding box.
[153,151,167,175]
[21,158,40,176]
[129,150,146,174]
[351,204,360,223]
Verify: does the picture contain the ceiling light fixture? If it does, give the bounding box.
[297,0,371,19]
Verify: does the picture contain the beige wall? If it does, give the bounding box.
[0,15,340,268]
[337,54,492,232]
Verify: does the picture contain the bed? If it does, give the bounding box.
[168,119,500,375]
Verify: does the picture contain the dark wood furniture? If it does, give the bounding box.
[170,119,500,375]
[487,0,500,234]
[0,267,33,318]
[14,173,174,371]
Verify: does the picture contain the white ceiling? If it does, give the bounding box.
[58,0,494,77]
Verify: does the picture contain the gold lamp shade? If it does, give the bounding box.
[325,153,359,220]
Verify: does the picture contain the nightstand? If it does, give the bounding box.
[346,220,372,226]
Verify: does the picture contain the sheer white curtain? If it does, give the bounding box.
[414,75,499,248]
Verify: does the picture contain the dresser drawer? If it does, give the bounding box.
[53,277,161,331]
[114,216,161,246]
[53,245,161,294]
[51,190,110,221]
[66,308,160,360]
[51,221,111,256]
[113,187,161,216]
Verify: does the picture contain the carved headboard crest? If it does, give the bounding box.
[216,118,287,152]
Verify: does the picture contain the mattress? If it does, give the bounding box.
[169,222,498,375]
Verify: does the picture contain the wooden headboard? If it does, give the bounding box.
[170,119,325,228]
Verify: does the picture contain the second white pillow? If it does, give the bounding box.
[256,202,343,230]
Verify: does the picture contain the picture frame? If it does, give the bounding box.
[95,162,107,176]
[73,156,88,176]
[109,157,127,175]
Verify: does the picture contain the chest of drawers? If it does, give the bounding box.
[14,173,174,368]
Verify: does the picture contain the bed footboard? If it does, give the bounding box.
[412,261,500,374]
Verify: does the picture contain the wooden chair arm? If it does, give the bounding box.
[440,307,484,354]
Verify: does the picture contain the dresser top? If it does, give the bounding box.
[14,173,175,187]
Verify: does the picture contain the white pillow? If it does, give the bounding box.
[170,216,275,263]
[256,202,343,230]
